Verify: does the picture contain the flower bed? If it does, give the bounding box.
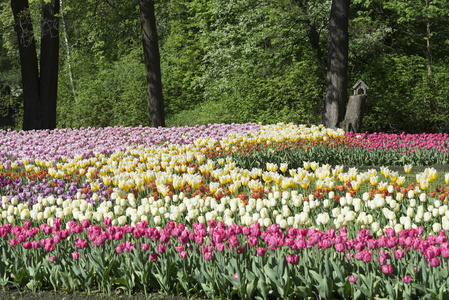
[0,123,449,299]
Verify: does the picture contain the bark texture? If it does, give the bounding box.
[139,0,165,127]
[339,94,366,133]
[11,0,40,130]
[11,0,59,130]
[322,0,349,129]
[40,0,59,129]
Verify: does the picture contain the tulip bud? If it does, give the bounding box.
[433,223,442,233]
[419,193,426,202]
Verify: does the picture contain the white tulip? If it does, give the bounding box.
[443,221,449,231]
[419,193,427,202]
[332,207,341,218]
[345,211,356,222]
[371,222,380,232]
[394,224,403,232]
[279,219,288,229]
[263,218,272,227]
[423,212,431,222]
[362,192,370,201]
[432,208,439,218]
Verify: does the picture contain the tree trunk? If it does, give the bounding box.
[322,0,349,129]
[60,0,77,102]
[40,0,59,129]
[138,0,165,127]
[339,94,366,133]
[425,0,432,80]
[11,0,40,130]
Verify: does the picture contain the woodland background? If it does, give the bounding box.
[1,0,449,133]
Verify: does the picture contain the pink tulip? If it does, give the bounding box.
[349,275,358,282]
[149,253,158,262]
[402,276,412,283]
[335,243,345,252]
[49,256,56,263]
[157,244,166,254]
[363,251,372,262]
[204,252,214,260]
[442,248,449,258]
[216,243,225,252]
[385,228,396,238]
[429,258,441,267]
[233,273,238,281]
[31,240,40,249]
[256,247,266,256]
[394,249,405,259]
[81,219,90,228]
[141,243,149,251]
[180,251,187,259]
[286,254,299,265]
[45,243,55,252]
[381,264,393,274]
[377,255,387,265]
[72,251,80,260]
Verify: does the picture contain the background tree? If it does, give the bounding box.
[11,0,59,130]
[139,0,165,127]
[322,0,349,129]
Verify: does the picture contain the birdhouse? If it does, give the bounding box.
[352,79,369,95]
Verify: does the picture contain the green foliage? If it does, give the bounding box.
[0,1,22,130]
[157,0,212,116]
[354,54,449,133]
[57,48,147,128]
[195,0,325,125]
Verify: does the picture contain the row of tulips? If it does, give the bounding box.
[1,218,449,299]
[1,161,449,237]
[2,123,449,173]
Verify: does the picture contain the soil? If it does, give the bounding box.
[0,285,192,300]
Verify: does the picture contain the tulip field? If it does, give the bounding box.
[1,123,449,299]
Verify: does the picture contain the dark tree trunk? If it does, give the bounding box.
[138,0,165,127]
[11,0,60,131]
[322,0,349,129]
[11,0,40,130]
[40,0,59,129]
